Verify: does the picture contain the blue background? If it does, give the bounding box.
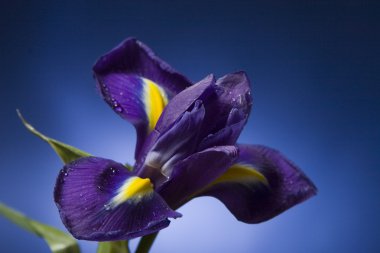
[0,1,379,252]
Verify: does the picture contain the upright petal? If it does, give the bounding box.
[134,72,252,209]
[155,71,252,138]
[158,145,239,209]
[54,157,181,241]
[93,38,192,158]
[155,74,215,133]
[197,107,247,150]
[138,72,251,164]
[139,101,205,183]
[135,75,215,168]
[198,145,317,223]
[198,71,252,141]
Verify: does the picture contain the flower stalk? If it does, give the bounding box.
[135,232,159,253]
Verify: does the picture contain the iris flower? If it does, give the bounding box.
[54,38,317,241]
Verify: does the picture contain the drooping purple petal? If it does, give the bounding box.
[93,37,192,96]
[158,145,239,209]
[54,157,181,241]
[198,144,317,223]
[93,38,192,159]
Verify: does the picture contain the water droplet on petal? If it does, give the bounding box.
[104,204,111,211]
[115,106,123,113]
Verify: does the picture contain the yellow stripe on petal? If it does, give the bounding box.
[212,164,269,186]
[143,78,169,132]
[111,177,154,206]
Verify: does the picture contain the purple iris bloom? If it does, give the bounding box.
[54,38,317,241]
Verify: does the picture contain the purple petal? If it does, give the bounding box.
[94,38,191,95]
[138,72,251,164]
[198,71,252,143]
[137,101,206,184]
[156,71,251,139]
[93,38,192,158]
[158,145,239,209]
[155,74,215,133]
[199,144,317,223]
[134,75,215,169]
[54,157,181,241]
[198,108,247,150]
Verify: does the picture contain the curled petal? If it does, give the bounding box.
[139,101,205,183]
[135,75,215,169]
[199,71,252,140]
[158,145,239,208]
[139,72,251,163]
[155,74,215,133]
[198,107,247,150]
[198,144,317,223]
[93,38,192,158]
[54,157,181,241]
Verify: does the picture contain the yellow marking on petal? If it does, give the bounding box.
[212,164,269,186]
[143,78,168,132]
[111,177,154,206]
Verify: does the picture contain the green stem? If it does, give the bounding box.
[135,232,158,253]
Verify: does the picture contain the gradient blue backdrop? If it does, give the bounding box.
[1,1,379,252]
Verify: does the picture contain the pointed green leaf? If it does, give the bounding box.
[0,202,80,253]
[97,241,130,253]
[17,110,90,164]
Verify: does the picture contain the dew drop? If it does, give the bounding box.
[115,106,123,113]
[102,85,109,93]
[104,204,111,211]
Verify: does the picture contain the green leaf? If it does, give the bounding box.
[17,110,90,164]
[0,202,80,253]
[97,241,130,253]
